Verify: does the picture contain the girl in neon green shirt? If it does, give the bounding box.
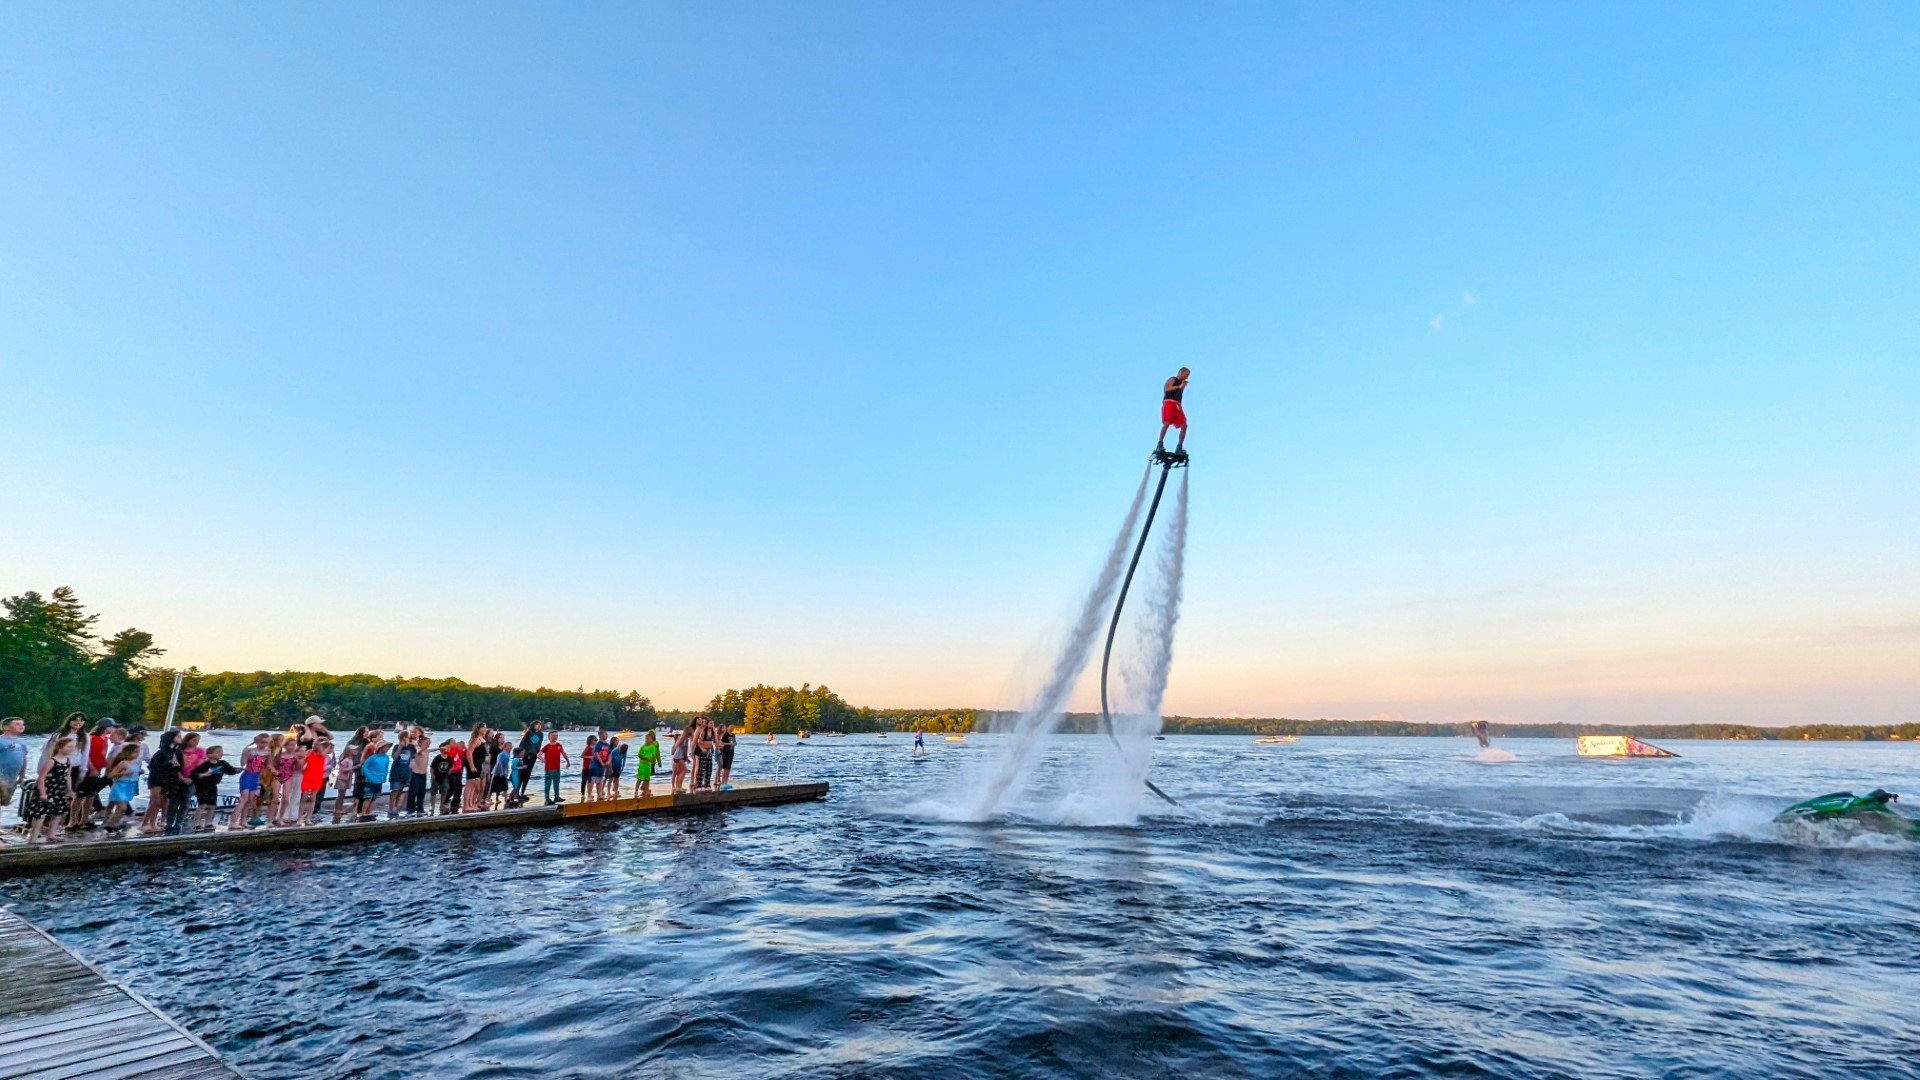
[634,731,663,797]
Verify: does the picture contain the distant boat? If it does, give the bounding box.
[1254,736,1284,744]
[943,734,967,742]
[1576,735,1678,758]
[1153,734,1166,741]
[875,732,888,739]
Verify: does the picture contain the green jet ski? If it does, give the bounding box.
[1774,789,1920,839]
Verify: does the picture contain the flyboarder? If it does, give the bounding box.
[1157,368,1190,459]
[1096,372,1191,807]
[1470,720,1490,749]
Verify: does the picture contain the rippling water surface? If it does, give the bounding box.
[4,735,1918,1079]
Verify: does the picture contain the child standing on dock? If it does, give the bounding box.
[670,728,690,794]
[233,734,269,828]
[102,744,141,831]
[463,730,489,813]
[539,735,569,805]
[578,733,597,802]
[634,731,660,797]
[489,732,513,809]
[608,739,629,799]
[407,730,431,816]
[581,736,603,802]
[356,732,392,821]
[330,730,366,824]
[273,739,304,826]
[389,732,417,820]
[431,741,455,813]
[179,733,206,790]
[188,746,238,831]
[299,738,331,825]
[446,738,468,813]
[256,734,283,827]
[716,724,736,790]
[22,734,75,844]
[50,714,86,834]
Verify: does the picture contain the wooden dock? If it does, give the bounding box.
[0,780,827,876]
[0,908,241,1079]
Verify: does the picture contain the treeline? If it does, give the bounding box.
[700,684,979,733]
[0,588,161,729]
[146,669,657,733]
[0,588,657,733]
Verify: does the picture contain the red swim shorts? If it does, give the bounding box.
[1161,399,1187,429]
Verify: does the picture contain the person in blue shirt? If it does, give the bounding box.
[608,739,629,799]
[0,717,30,810]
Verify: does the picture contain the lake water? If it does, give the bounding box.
[3,734,1917,1079]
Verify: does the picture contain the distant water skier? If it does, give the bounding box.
[1157,368,1190,457]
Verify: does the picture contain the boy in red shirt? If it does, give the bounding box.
[540,738,570,806]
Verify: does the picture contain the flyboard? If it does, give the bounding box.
[1096,446,1188,806]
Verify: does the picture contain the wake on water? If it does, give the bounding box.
[909,466,1190,827]
[1244,790,1919,851]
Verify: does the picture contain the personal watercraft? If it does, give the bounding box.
[1774,789,1920,839]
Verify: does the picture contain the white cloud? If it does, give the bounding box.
[1429,313,1445,330]
[1462,290,1478,306]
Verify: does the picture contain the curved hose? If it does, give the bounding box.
[1098,458,1180,806]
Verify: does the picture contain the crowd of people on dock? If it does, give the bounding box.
[0,712,742,844]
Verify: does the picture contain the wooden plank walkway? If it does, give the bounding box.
[0,908,241,1079]
[0,780,827,876]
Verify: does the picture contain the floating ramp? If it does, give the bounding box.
[1576,735,1679,758]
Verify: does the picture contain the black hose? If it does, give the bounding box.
[1098,457,1180,806]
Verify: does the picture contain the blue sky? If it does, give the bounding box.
[3,4,1916,723]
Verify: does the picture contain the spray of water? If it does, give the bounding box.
[1076,470,1188,819]
[948,466,1155,820]
[1123,469,1187,724]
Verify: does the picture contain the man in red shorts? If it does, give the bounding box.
[1158,367,1190,454]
